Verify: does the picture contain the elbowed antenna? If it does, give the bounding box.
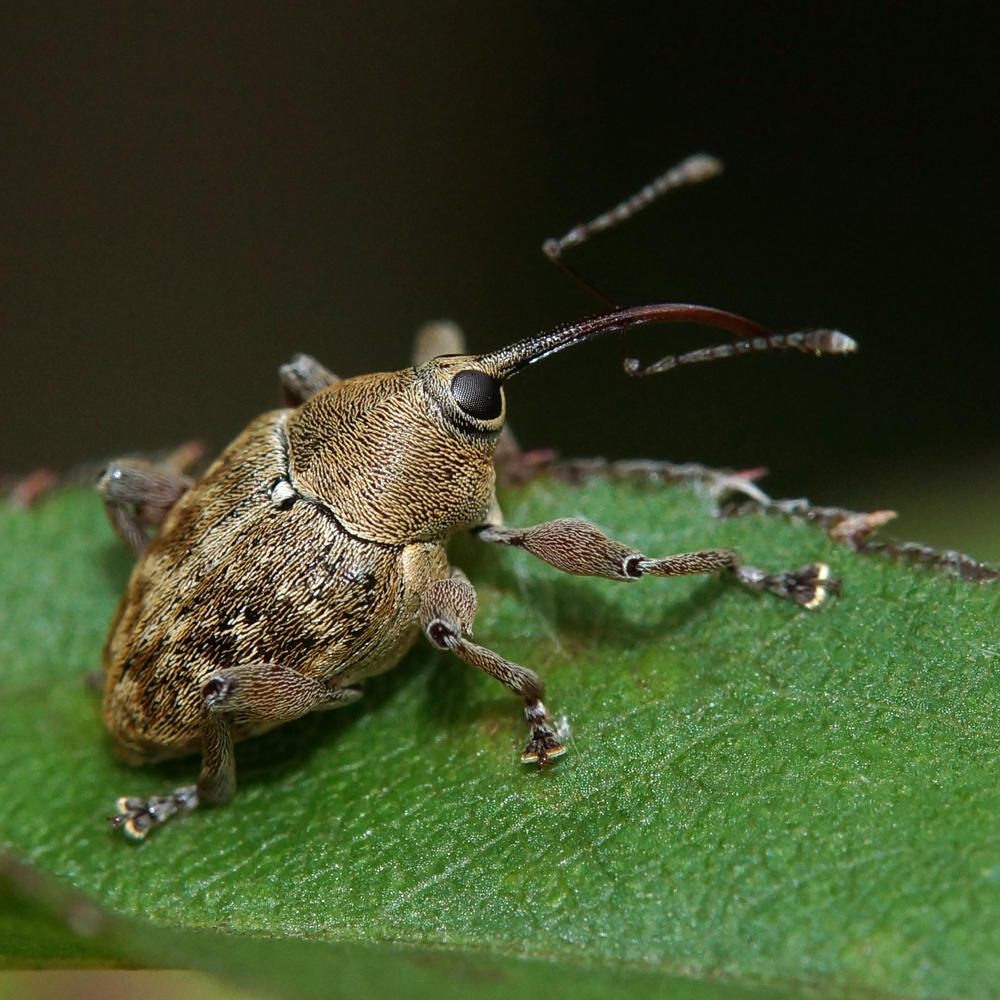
[477,303,856,382]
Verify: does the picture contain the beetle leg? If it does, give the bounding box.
[202,663,362,721]
[411,320,466,366]
[279,353,341,405]
[475,518,836,609]
[110,711,237,840]
[96,460,193,556]
[730,562,839,608]
[110,665,362,840]
[111,785,199,841]
[196,710,237,806]
[110,716,228,839]
[419,571,566,767]
[110,698,236,840]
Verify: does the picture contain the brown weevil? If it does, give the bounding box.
[97,156,856,838]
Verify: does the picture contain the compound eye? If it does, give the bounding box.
[450,369,503,420]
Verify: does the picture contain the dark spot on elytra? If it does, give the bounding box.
[198,631,237,660]
[244,607,260,624]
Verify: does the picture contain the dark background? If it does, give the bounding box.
[2,3,997,528]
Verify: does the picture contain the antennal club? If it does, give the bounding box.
[624,329,858,377]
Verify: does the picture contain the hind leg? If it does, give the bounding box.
[111,664,361,839]
[279,354,341,405]
[97,458,193,556]
[110,709,231,841]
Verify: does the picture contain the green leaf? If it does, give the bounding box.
[1,481,999,999]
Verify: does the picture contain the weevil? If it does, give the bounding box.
[97,156,856,838]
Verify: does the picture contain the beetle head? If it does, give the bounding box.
[286,357,505,545]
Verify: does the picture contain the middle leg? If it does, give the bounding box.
[111,663,361,838]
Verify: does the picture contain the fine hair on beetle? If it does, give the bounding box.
[97,154,856,839]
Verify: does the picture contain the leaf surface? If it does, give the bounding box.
[1,481,999,999]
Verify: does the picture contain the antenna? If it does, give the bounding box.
[478,304,855,382]
[542,154,724,307]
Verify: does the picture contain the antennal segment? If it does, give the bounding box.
[543,153,723,260]
[542,154,724,304]
[625,330,857,377]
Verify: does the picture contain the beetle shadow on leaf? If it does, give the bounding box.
[423,651,479,725]
[228,653,441,788]
[490,563,730,650]
[139,652,436,793]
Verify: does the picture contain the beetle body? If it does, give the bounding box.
[97,156,858,837]
[99,315,853,839]
[103,358,500,768]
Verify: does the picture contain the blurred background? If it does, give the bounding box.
[2,1,998,562]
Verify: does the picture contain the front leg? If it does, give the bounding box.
[475,518,836,608]
[111,664,361,839]
[419,572,566,767]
